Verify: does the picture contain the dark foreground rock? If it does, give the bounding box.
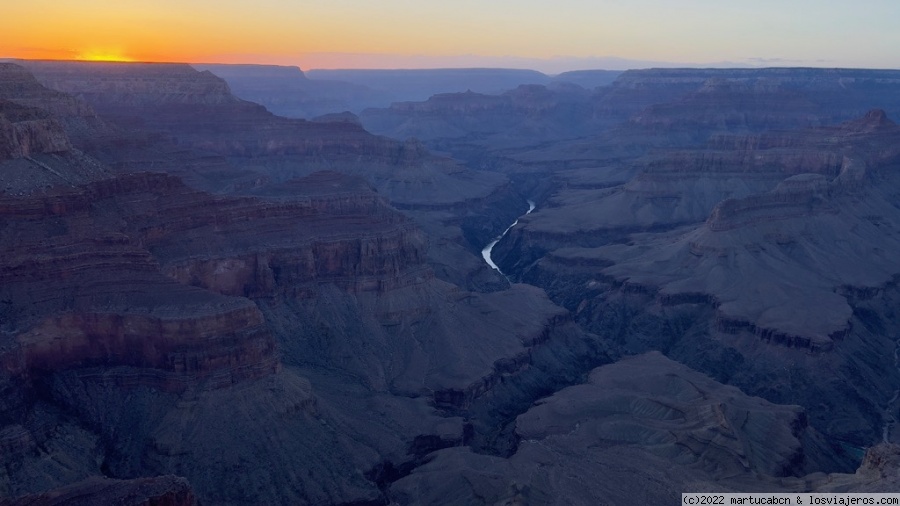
[388,353,871,505]
[6,475,196,506]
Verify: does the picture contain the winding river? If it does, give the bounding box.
[481,200,535,276]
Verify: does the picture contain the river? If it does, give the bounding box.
[481,200,535,276]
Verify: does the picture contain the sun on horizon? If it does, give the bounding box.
[75,49,135,63]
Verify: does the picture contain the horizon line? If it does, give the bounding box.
[4,56,899,76]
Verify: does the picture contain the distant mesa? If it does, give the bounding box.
[841,108,895,132]
[311,110,362,126]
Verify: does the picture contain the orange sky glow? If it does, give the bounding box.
[3,0,899,72]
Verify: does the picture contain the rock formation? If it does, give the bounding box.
[486,110,900,462]
[387,353,853,505]
[0,100,71,159]
[512,111,900,344]
[193,63,381,119]
[357,67,900,174]
[8,59,900,505]
[307,67,553,107]
[0,62,604,504]
[16,60,498,202]
[361,84,606,151]
[7,475,197,506]
[11,60,522,289]
[0,160,574,502]
[0,62,110,146]
[196,64,621,121]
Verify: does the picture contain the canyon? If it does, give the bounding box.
[190,65,621,119]
[2,60,900,505]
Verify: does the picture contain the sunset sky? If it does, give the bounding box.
[3,0,899,73]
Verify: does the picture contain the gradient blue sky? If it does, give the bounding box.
[3,0,899,72]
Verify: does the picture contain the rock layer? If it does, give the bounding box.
[16,59,508,207]
[0,62,597,504]
[0,101,70,160]
[388,353,842,505]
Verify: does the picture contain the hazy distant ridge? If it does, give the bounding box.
[197,63,623,118]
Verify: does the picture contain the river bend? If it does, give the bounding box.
[481,200,535,276]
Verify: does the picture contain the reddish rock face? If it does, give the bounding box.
[0,189,278,393]
[0,110,443,502]
[0,164,429,394]
[19,308,277,390]
[0,64,431,397]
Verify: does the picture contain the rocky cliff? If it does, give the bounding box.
[0,174,282,393]
[589,111,900,345]
[609,67,900,118]
[360,67,900,176]
[497,109,900,266]
[0,162,480,503]
[0,63,603,504]
[388,352,847,505]
[194,63,383,119]
[11,60,900,504]
[22,61,238,106]
[497,111,900,455]
[17,60,511,208]
[361,84,605,149]
[308,67,552,105]
[0,62,113,147]
[0,101,70,160]
[12,60,524,290]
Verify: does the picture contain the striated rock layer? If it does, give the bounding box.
[0,101,70,160]
[356,67,900,172]
[502,111,900,343]
[0,62,110,145]
[11,60,521,288]
[0,162,450,502]
[15,59,508,207]
[0,62,606,504]
[497,111,900,456]
[11,59,900,504]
